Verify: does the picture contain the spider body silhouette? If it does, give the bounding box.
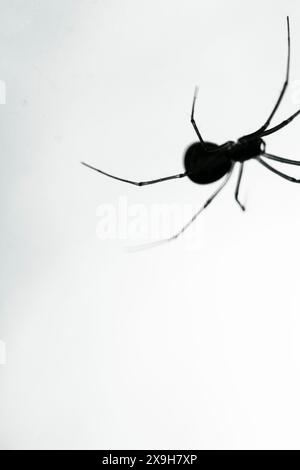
[82,16,300,243]
[184,137,265,185]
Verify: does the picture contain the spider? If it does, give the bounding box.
[82,16,300,244]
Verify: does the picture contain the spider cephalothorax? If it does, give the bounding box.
[232,138,266,162]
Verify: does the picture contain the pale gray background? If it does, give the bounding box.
[1,0,300,450]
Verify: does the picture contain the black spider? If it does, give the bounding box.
[82,17,300,243]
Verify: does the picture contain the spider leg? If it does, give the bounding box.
[190,86,206,148]
[134,165,234,250]
[168,165,233,241]
[242,17,291,139]
[234,163,246,211]
[126,166,234,251]
[259,107,300,136]
[81,162,187,186]
[263,152,300,166]
[257,156,300,182]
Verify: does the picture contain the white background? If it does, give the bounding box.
[1,0,300,450]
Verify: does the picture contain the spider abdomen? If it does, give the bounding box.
[184,142,232,184]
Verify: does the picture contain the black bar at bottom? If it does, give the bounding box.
[0,449,297,466]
